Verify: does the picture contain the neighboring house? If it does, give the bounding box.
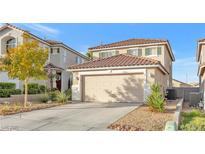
[196,38,205,99]
[69,39,175,103]
[0,24,88,91]
[189,82,199,87]
[172,79,193,87]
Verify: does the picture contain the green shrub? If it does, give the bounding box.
[56,91,69,104]
[146,83,165,112]
[48,90,59,101]
[8,89,22,95]
[39,85,46,93]
[180,117,205,131]
[64,89,72,100]
[0,89,11,97]
[28,83,39,89]
[28,88,40,94]
[40,94,49,103]
[24,83,46,94]
[0,82,16,89]
[0,89,22,98]
[180,110,205,131]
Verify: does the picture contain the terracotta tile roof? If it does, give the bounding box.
[44,63,64,70]
[0,24,89,60]
[68,54,162,70]
[198,39,205,42]
[89,38,168,50]
[44,40,63,45]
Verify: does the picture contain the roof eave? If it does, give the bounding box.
[67,64,168,74]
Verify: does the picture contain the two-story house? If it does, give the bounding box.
[197,39,205,100]
[0,24,88,91]
[68,38,175,103]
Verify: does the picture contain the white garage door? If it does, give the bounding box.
[82,73,144,102]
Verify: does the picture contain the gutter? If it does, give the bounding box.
[67,64,169,75]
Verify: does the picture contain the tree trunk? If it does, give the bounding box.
[24,79,28,107]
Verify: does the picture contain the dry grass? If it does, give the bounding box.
[0,102,62,115]
[108,100,177,131]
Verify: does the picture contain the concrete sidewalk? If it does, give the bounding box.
[0,102,140,131]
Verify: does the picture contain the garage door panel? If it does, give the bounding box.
[83,74,144,102]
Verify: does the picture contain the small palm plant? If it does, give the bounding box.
[56,91,69,104]
[146,83,165,112]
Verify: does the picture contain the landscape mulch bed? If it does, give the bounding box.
[0,102,63,116]
[108,100,177,131]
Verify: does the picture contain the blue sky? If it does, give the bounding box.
[2,23,204,83]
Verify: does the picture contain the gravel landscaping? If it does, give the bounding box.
[108,100,178,131]
[0,102,64,116]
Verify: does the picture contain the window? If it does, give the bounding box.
[127,48,142,56]
[75,56,82,64]
[6,38,16,51]
[157,47,162,56]
[99,51,117,58]
[145,48,152,56]
[57,48,60,53]
[138,49,142,56]
[50,48,53,54]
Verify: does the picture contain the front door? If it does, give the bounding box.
[56,72,62,91]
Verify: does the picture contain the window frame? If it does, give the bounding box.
[6,38,16,51]
[157,47,162,56]
[145,48,152,56]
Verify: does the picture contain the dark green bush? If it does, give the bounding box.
[0,82,16,89]
[39,85,46,93]
[0,89,11,97]
[28,83,39,89]
[146,83,165,112]
[24,83,47,94]
[0,89,22,97]
[8,89,22,95]
[28,88,40,94]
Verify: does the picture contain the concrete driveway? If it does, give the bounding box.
[0,102,141,131]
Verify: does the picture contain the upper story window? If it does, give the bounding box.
[75,56,82,64]
[127,48,142,56]
[50,48,60,54]
[50,48,53,54]
[99,50,118,58]
[6,38,16,51]
[145,48,152,56]
[157,47,162,56]
[57,48,60,53]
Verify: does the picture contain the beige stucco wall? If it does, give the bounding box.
[71,67,167,102]
[146,68,167,93]
[199,44,205,66]
[91,44,173,87]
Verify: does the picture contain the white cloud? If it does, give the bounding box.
[22,23,60,35]
[0,23,3,27]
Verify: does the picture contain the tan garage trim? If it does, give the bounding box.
[81,73,144,103]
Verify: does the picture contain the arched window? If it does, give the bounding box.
[6,38,16,51]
